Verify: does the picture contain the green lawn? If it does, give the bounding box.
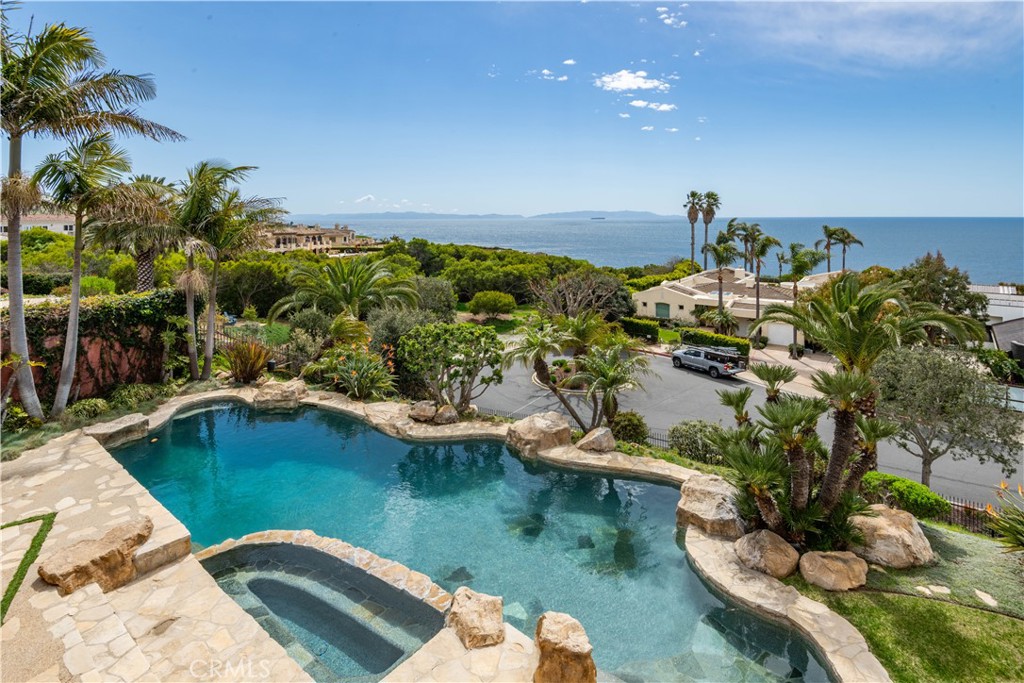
[658,328,681,345]
[788,578,1024,683]
[614,440,735,478]
[458,305,537,335]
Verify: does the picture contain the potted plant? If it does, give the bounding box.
[788,343,805,359]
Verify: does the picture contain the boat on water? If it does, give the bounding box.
[590,216,606,220]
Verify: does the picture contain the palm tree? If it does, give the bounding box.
[758,397,826,514]
[88,175,180,291]
[719,386,754,425]
[700,191,721,270]
[684,191,703,268]
[810,370,876,512]
[736,222,762,272]
[2,15,183,418]
[749,362,797,403]
[750,230,782,331]
[504,325,588,430]
[699,308,738,335]
[776,243,825,352]
[776,251,788,279]
[701,237,740,313]
[814,225,843,272]
[755,272,983,375]
[834,227,863,271]
[552,311,610,357]
[268,256,419,324]
[32,133,131,417]
[575,341,651,427]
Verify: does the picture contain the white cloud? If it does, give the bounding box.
[629,99,676,112]
[541,69,553,76]
[640,126,654,131]
[618,113,631,119]
[557,75,568,82]
[665,127,679,133]
[693,49,703,57]
[338,201,345,205]
[658,6,687,29]
[594,69,670,92]
[563,59,576,65]
[697,116,707,124]
[694,136,701,142]
[628,99,649,108]
[656,6,668,12]
[355,194,375,204]
[666,73,681,80]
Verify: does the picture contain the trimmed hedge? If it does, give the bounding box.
[610,410,649,444]
[0,272,73,295]
[861,472,951,520]
[680,329,751,356]
[619,317,660,340]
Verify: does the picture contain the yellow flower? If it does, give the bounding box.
[985,503,995,516]
[1000,480,1009,490]
[1019,483,1023,496]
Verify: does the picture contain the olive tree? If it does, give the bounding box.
[874,347,1021,487]
[398,323,504,412]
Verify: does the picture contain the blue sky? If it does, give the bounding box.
[8,1,1024,217]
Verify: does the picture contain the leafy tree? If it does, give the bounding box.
[414,276,457,322]
[701,236,740,313]
[2,11,182,418]
[874,348,1021,486]
[531,270,634,320]
[468,290,516,319]
[367,306,439,394]
[218,257,290,316]
[398,323,504,412]
[684,191,703,268]
[895,252,988,327]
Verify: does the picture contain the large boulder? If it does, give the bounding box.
[850,504,934,569]
[576,427,615,452]
[83,413,149,448]
[675,474,745,540]
[446,587,504,649]
[734,530,799,579]
[253,379,308,411]
[533,612,597,683]
[798,551,868,592]
[38,516,153,595]
[433,405,460,425]
[409,401,438,422]
[507,412,571,458]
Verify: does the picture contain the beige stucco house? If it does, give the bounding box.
[264,224,360,254]
[631,267,838,347]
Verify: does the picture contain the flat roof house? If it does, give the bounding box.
[264,224,358,254]
[0,214,77,240]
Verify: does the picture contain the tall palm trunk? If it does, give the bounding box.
[786,442,811,511]
[819,408,857,513]
[49,210,85,416]
[702,223,709,270]
[201,258,220,379]
[791,280,799,350]
[185,252,200,380]
[841,246,847,271]
[534,357,588,431]
[4,136,45,419]
[689,220,696,268]
[754,261,762,336]
[825,242,832,271]
[136,246,156,291]
[717,270,724,313]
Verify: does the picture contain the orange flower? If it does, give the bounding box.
[985,503,996,517]
[351,370,357,377]
[1000,480,1009,490]
[1018,483,1023,496]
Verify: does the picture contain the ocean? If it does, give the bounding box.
[335,216,1023,285]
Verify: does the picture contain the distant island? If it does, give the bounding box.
[286,210,684,222]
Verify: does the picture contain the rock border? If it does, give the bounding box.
[195,529,453,613]
[78,384,888,682]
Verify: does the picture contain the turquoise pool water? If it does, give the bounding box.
[113,402,829,682]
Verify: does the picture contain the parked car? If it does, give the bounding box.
[671,345,745,379]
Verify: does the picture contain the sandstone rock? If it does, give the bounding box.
[409,401,438,422]
[446,587,504,649]
[507,412,571,458]
[215,371,231,381]
[850,504,934,569]
[533,611,597,683]
[675,474,745,539]
[734,530,799,579]
[576,427,615,452]
[38,516,154,595]
[798,551,868,592]
[433,405,460,425]
[83,413,149,448]
[253,379,308,411]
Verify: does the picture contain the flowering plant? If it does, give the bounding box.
[303,341,395,400]
[987,481,1024,553]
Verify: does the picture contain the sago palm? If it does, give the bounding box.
[845,414,900,493]
[504,325,588,430]
[758,397,827,512]
[32,132,131,417]
[700,191,721,271]
[811,369,876,513]
[749,362,797,403]
[2,15,183,417]
[719,386,754,425]
[701,237,740,313]
[684,191,703,268]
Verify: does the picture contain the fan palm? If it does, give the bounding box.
[735,222,762,272]
[684,191,703,268]
[504,325,588,430]
[575,341,651,427]
[834,227,863,271]
[776,251,788,279]
[32,133,132,417]
[2,15,183,418]
[749,362,797,403]
[754,272,984,376]
[700,191,721,270]
[750,230,782,328]
[814,225,844,272]
[701,237,740,313]
[268,256,419,325]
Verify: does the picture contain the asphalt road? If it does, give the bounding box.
[478,354,1023,506]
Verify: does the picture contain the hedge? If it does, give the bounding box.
[0,272,72,295]
[860,472,951,519]
[619,317,660,340]
[680,329,751,356]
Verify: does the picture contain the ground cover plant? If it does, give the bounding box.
[1,512,57,624]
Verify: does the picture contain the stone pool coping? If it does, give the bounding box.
[4,383,890,682]
[195,529,454,614]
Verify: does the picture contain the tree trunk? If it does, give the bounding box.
[819,408,858,513]
[841,246,847,271]
[136,246,156,291]
[844,445,876,493]
[920,457,933,487]
[753,491,786,536]
[791,280,799,351]
[689,221,695,270]
[703,223,709,270]
[717,271,724,313]
[185,252,200,380]
[49,211,86,418]
[754,261,762,336]
[4,135,45,419]
[787,444,812,511]
[201,258,220,380]
[826,242,831,272]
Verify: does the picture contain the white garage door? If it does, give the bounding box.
[764,323,792,347]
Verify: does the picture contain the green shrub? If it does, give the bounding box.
[680,329,751,356]
[80,276,116,297]
[280,328,324,372]
[973,347,1024,383]
[610,410,649,444]
[51,285,70,296]
[304,343,395,400]
[108,383,172,408]
[107,257,137,294]
[467,290,517,318]
[861,472,951,519]
[749,335,768,350]
[290,308,333,339]
[16,272,72,295]
[668,420,726,465]
[242,305,259,321]
[64,398,110,420]
[619,317,660,341]
[2,405,43,433]
[415,276,458,322]
[222,340,272,384]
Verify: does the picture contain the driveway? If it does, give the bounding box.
[480,353,1022,506]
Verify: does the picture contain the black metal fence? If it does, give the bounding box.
[937,496,997,536]
[198,323,306,374]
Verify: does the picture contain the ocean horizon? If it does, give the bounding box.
[325,216,1023,285]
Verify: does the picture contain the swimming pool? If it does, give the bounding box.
[113,402,829,682]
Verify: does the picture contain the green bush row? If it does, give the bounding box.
[860,472,951,519]
[619,317,660,340]
[680,329,751,356]
[0,272,73,295]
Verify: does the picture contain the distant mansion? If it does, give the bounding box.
[631,267,840,347]
[264,224,376,254]
[0,213,76,239]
